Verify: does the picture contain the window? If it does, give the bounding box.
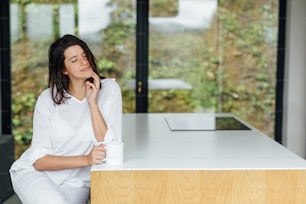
[9,0,280,158]
[10,0,136,157]
[148,0,279,138]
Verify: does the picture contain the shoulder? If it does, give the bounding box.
[35,88,55,108]
[98,78,122,100]
[37,88,52,102]
[101,78,121,92]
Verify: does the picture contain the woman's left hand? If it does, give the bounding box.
[85,72,101,105]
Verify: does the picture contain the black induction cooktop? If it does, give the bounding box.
[165,115,251,131]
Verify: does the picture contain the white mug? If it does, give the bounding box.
[105,141,124,165]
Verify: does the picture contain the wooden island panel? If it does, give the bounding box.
[91,169,306,204]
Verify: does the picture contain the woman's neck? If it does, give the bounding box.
[68,81,86,100]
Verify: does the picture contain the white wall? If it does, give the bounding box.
[283,0,306,158]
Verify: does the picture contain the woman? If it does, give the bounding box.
[9,34,122,204]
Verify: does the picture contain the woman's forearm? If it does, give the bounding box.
[89,102,108,142]
[33,154,90,171]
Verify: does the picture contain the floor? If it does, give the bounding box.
[3,194,21,204]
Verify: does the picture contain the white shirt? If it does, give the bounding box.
[10,78,122,187]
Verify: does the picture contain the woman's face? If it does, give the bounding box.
[63,45,92,81]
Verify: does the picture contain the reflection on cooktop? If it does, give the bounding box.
[215,117,250,130]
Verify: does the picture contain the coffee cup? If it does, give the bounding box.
[105,141,124,165]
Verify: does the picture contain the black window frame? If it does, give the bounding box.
[0,0,14,201]
[0,0,12,135]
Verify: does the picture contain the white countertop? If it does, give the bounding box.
[92,113,306,171]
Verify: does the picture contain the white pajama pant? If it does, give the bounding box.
[10,169,90,204]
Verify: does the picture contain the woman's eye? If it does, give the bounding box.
[70,58,78,63]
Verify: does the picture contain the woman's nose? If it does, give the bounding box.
[80,57,88,65]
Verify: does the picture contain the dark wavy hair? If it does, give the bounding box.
[48,34,101,104]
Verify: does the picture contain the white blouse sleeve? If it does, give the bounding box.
[98,79,122,143]
[28,91,54,164]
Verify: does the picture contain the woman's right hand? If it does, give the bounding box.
[87,144,106,165]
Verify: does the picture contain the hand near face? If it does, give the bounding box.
[85,72,101,105]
